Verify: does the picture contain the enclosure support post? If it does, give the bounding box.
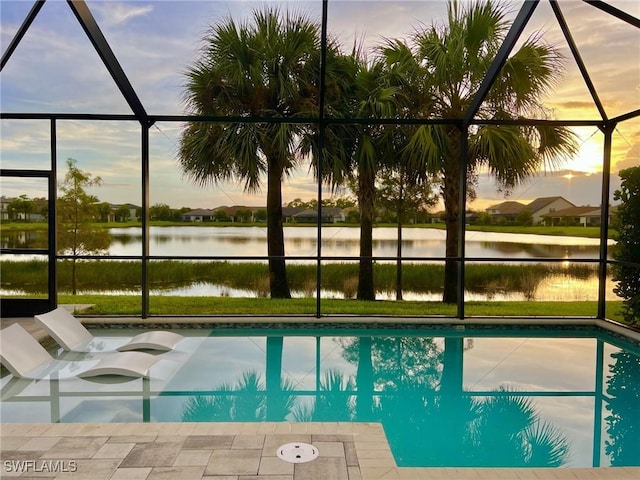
[597,123,614,319]
[141,123,150,318]
[457,125,468,319]
[315,0,329,318]
[49,119,58,311]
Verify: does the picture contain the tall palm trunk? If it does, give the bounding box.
[396,173,404,301]
[442,130,462,304]
[266,160,291,298]
[266,336,284,420]
[356,336,374,420]
[357,168,376,300]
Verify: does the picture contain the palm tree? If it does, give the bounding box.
[179,8,325,298]
[405,1,577,303]
[308,48,403,300]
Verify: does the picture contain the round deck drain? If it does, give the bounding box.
[276,442,319,463]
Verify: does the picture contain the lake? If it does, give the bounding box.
[2,226,616,301]
[106,225,609,260]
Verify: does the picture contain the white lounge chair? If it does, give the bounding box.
[0,323,159,379]
[35,307,184,353]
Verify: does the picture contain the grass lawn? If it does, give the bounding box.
[56,294,628,324]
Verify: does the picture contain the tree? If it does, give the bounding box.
[405,1,577,303]
[97,202,111,222]
[115,204,131,222]
[179,7,328,299]
[235,208,253,223]
[515,209,533,226]
[605,350,640,465]
[476,211,493,225]
[254,208,267,222]
[213,209,230,222]
[377,167,437,299]
[150,203,173,221]
[57,158,111,295]
[309,48,404,300]
[7,195,35,222]
[612,166,640,325]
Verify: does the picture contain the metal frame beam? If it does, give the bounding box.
[610,109,640,124]
[463,0,539,124]
[66,0,150,125]
[583,0,640,29]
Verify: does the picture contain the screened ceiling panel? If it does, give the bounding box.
[561,1,640,120]
[84,0,324,116]
[0,0,131,115]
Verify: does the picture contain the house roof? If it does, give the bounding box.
[215,205,262,215]
[541,205,614,218]
[526,196,574,213]
[293,207,344,218]
[185,208,215,216]
[486,201,526,215]
[282,207,305,216]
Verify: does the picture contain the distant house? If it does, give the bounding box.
[291,207,345,223]
[109,203,139,222]
[1,196,11,220]
[182,208,215,222]
[213,205,262,222]
[486,196,576,224]
[524,196,575,224]
[485,201,527,222]
[282,207,305,222]
[542,205,615,227]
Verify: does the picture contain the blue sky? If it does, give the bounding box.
[1,0,638,210]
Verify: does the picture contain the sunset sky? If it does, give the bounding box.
[1,0,638,211]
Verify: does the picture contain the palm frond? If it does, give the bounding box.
[523,420,570,467]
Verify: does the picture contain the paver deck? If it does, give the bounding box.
[2,422,640,480]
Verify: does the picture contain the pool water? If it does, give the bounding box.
[2,325,639,468]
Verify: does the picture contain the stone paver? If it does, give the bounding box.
[295,456,349,480]
[258,456,295,475]
[206,448,262,476]
[120,441,183,467]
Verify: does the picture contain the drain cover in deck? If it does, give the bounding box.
[276,442,319,463]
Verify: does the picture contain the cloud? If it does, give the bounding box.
[554,101,598,110]
[92,3,154,26]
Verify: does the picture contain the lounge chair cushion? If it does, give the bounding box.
[0,324,52,378]
[77,351,159,378]
[115,331,183,352]
[35,307,183,352]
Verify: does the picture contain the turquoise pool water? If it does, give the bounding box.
[2,325,639,468]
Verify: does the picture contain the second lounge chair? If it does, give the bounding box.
[35,307,184,353]
[0,323,159,379]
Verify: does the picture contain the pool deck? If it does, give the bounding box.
[2,314,640,479]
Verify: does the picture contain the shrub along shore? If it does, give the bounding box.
[3,259,598,298]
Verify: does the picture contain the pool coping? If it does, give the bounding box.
[74,315,640,344]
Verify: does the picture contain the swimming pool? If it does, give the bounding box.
[2,324,639,468]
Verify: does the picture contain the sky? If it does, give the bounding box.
[1,0,639,211]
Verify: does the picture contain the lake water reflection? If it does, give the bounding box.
[106,226,609,260]
[3,226,616,301]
